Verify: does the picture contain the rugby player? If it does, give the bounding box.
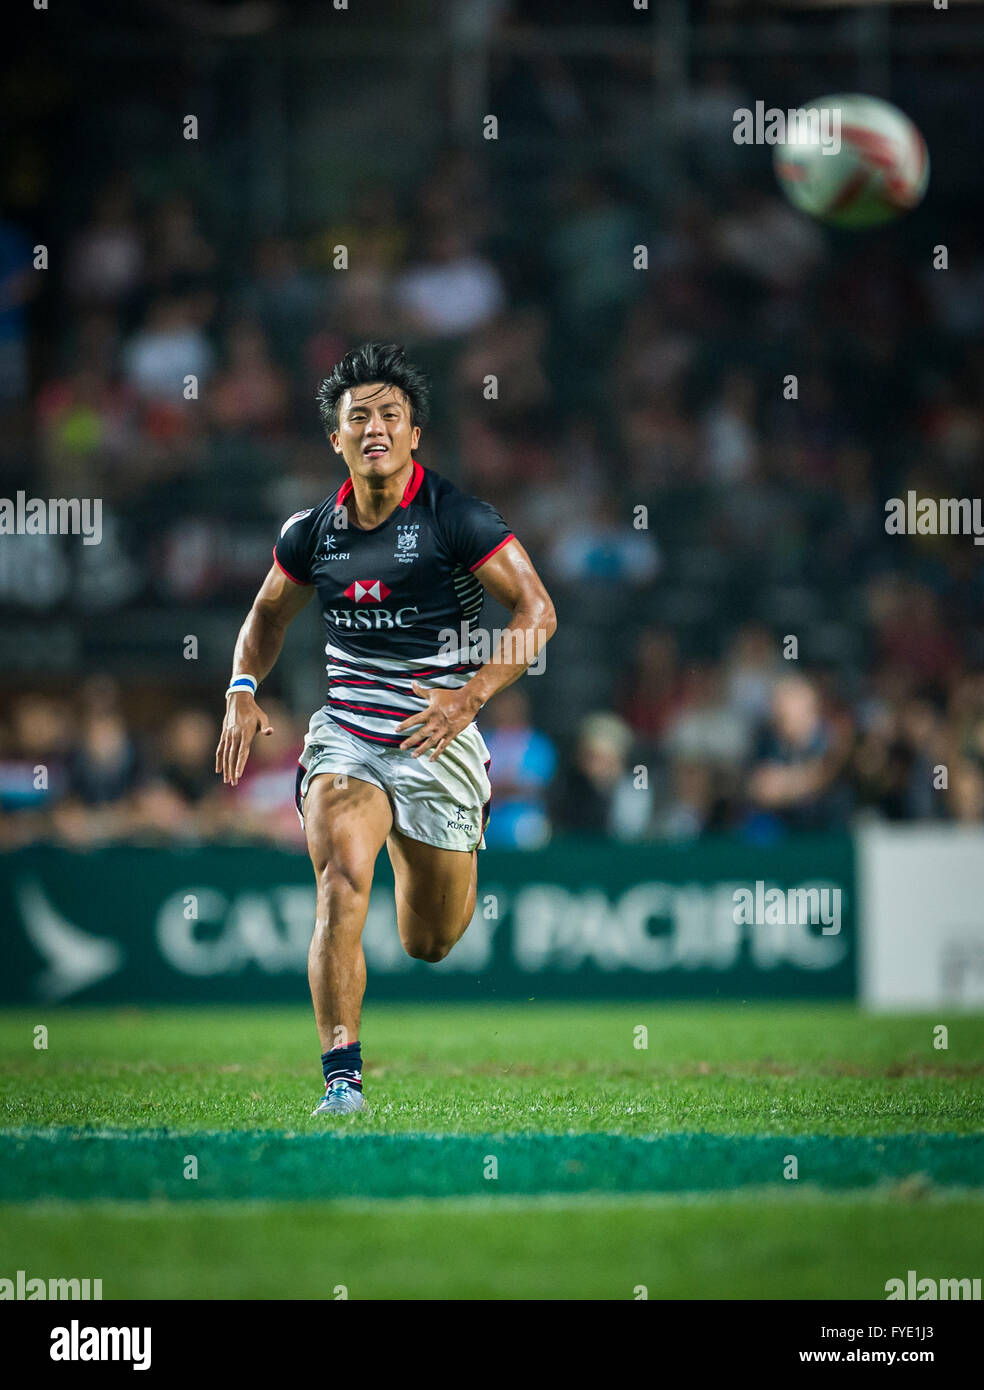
[215,343,556,1114]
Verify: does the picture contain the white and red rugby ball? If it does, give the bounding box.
[774,93,929,227]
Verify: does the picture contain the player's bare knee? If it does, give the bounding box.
[403,936,452,963]
[315,858,371,910]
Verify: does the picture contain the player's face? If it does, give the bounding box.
[331,383,420,482]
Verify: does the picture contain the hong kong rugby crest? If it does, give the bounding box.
[395,523,419,563]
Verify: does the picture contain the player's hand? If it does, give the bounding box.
[216,693,273,786]
[395,682,480,760]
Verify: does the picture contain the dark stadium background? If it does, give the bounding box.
[4,2,984,863]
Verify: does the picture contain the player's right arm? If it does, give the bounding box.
[215,564,314,786]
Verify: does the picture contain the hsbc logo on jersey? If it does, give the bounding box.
[332,580,417,628]
[344,580,391,603]
[327,605,419,630]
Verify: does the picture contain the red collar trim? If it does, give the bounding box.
[400,459,424,507]
[336,459,423,511]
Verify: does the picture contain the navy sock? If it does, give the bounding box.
[321,1040,362,1091]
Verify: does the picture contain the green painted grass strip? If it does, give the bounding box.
[1,1129,982,1201]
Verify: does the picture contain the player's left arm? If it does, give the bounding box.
[396,538,557,760]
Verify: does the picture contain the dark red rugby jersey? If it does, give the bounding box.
[273,459,515,746]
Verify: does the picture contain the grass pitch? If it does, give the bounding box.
[1,1002,982,1298]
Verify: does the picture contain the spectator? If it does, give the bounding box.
[394,226,506,339]
[144,193,216,289]
[548,498,660,586]
[702,369,759,485]
[224,699,305,849]
[653,758,720,842]
[37,365,136,492]
[714,186,826,294]
[52,700,145,846]
[552,712,651,841]
[723,625,782,728]
[662,662,752,768]
[66,707,143,807]
[547,173,641,339]
[123,295,214,405]
[482,687,557,849]
[209,320,289,436]
[620,627,687,748]
[0,218,39,402]
[64,179,144,309]
[134,709,227,843]
[744,676,851,835]
[0,697,71,845]
[873,583,962,693]
[456,308,551,431]
[235,236,321,372]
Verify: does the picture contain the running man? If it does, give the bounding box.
[216,343,556,1114]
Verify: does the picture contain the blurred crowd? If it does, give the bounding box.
[2,26,984,847]
[2,647,983,850]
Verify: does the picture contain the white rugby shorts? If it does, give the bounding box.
[294,706,492,852]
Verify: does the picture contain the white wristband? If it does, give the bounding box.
[225,675,258,698]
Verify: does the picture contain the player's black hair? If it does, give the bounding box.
[316,342,431,435]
